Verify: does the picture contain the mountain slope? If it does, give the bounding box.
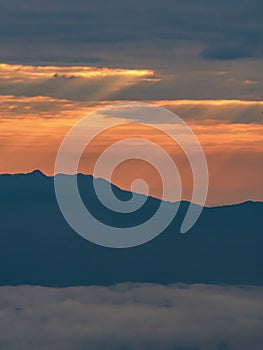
[0,171,262,286]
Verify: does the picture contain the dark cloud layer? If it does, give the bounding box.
[0,0,263,64]
[0,1,263,100]
[0,284,263,350]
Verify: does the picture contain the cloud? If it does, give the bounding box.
[0,1,263,101]
[0,63,157,101]
[201,47,253,61]
[1,95,263,124]
[99,100,263,124]
[1,93,263,129]
[1,61,263,102]
[0,284,263,350]
[0,64,155,80]
[158,100,263,124]
[1,0,263,62]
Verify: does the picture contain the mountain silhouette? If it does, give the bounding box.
[0,171,262,286]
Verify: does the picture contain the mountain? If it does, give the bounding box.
[0,171,262,286]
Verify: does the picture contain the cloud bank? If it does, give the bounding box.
[1,284,263,350]
[1,0,263,63]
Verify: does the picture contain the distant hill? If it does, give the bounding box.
[0,171,262,286]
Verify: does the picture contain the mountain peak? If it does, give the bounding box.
[28,169,46,176]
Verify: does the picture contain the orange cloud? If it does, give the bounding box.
[0,63,156,81]
[154,100,263,124]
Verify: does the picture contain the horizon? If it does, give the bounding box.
[2,169,263,208]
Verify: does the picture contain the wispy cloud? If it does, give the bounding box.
[1,94,263,124]
[0,63,158,101]
[156,100,263,124]
[0,63,155,80]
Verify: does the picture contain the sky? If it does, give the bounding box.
[1,2,263,349]
[0,0,263,205]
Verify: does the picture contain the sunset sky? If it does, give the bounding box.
[1,2,263,349]
[0,0,262,205]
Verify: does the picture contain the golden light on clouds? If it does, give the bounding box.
[0,63,156,80]
[0,63,159,104]
[155,100,263,123]
[156,99,263,106]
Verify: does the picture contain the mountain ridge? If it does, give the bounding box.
[0,171,262,286]
[1,170,261,209]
